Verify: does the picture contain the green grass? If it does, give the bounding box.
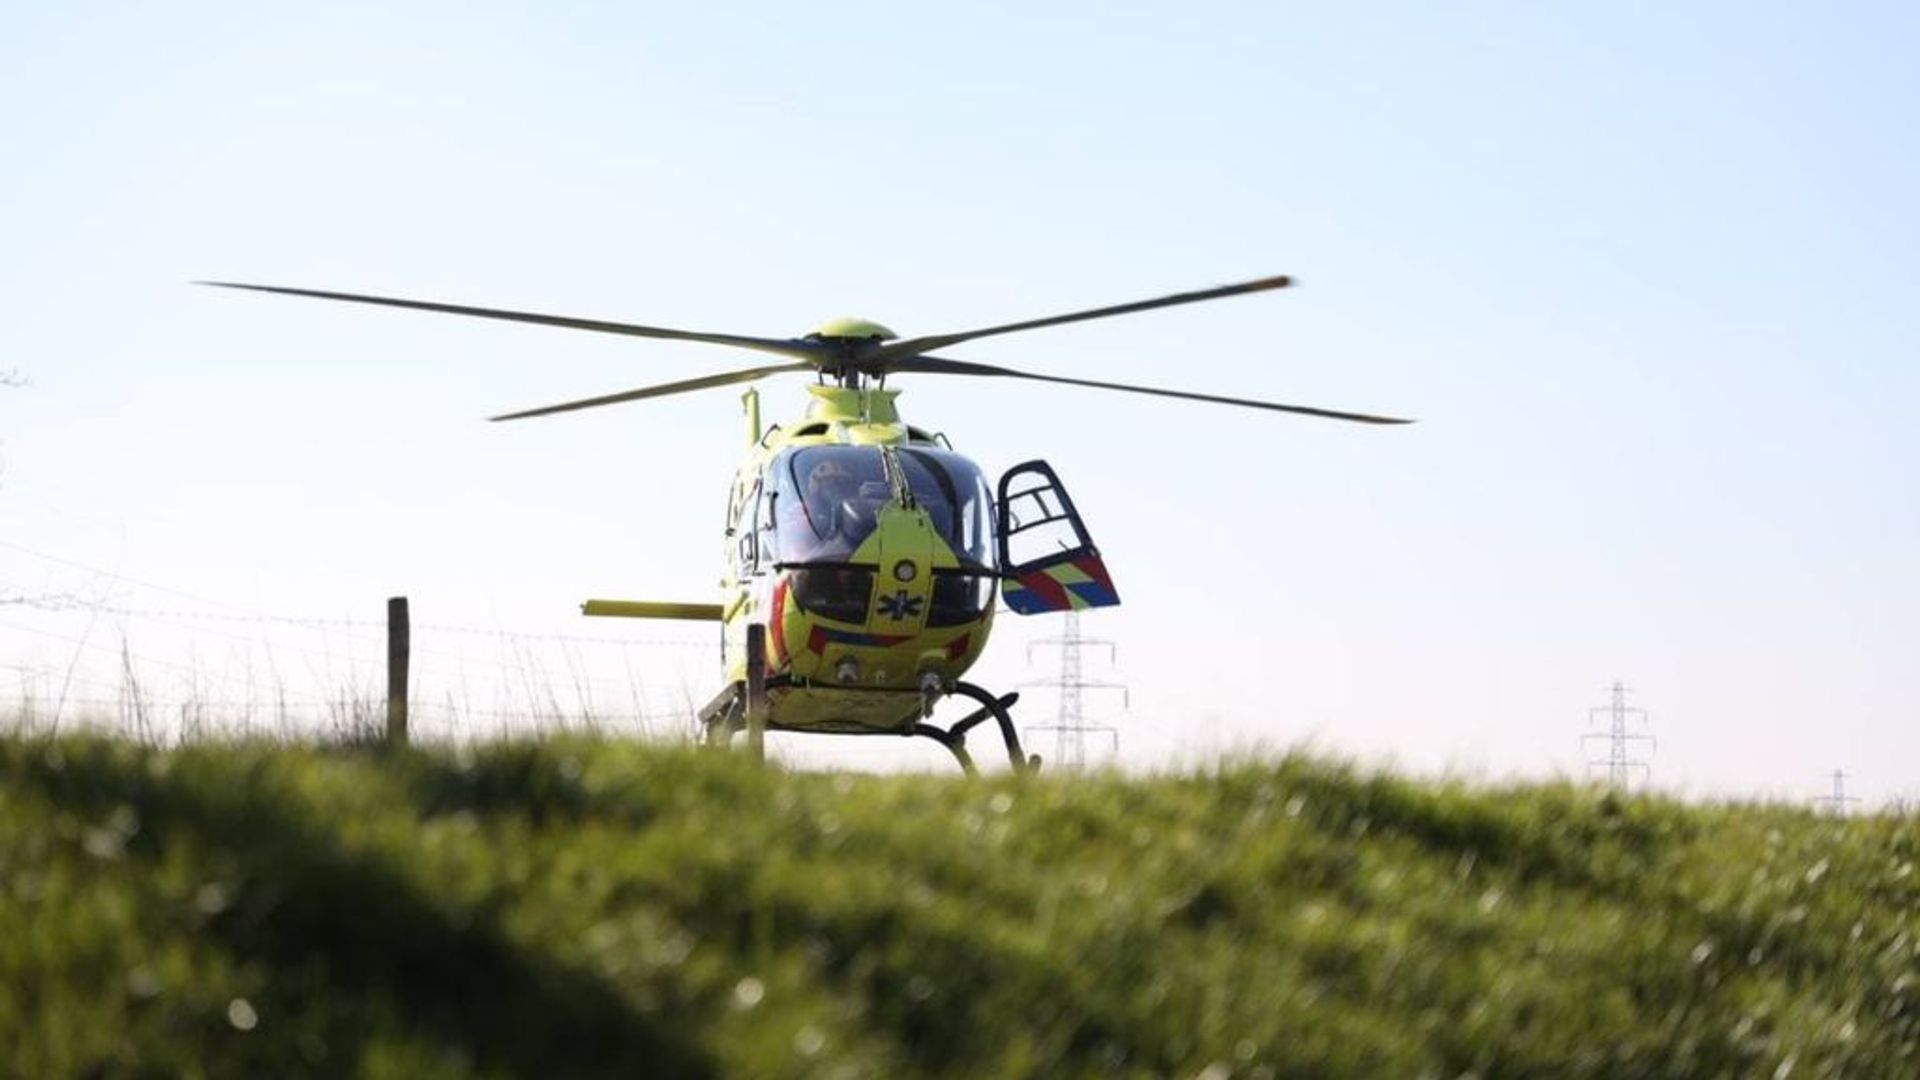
[1,735,1915,1078]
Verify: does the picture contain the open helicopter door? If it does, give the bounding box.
[996,460,1120,615]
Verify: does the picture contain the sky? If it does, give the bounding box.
[2,2,1915,802]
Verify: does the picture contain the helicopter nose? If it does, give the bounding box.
[863,507,936,632]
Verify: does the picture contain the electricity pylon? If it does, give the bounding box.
[1023,610,1128,770]
[1810,769,1861,815]
[1583,680,1654,791]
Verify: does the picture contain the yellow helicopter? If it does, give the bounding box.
[203,275,1410,772]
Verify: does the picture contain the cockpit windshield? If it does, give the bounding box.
[899,447,995,568]
[776,446,890,562]
[772,445,996,568]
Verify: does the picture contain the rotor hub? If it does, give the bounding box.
[806,316,897,343]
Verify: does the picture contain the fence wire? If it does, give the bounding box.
[2,541,721,743]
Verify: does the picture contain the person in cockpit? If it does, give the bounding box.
[804,459,861,539]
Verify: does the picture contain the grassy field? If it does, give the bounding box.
[1,734,1915,1078]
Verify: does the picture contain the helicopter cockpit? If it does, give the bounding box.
[773,445,996,567]
[769,445,998,627]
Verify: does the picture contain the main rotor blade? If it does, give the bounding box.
[490,361,814,421]
[891,356,1413,424]
[867,274,1294,363]
[197,281,833,363]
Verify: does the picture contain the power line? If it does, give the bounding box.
[1582,680,1654,791]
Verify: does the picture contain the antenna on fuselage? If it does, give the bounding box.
[742,387,761,444]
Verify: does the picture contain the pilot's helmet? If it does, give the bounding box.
[807,458,857,502]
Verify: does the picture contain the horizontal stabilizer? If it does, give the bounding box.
[582,599,725,621]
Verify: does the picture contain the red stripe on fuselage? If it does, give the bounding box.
[769,580,790,667]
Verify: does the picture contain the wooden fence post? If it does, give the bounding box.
[387,596,410,745]
[744,623,767,762]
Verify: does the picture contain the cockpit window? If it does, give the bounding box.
[771,445,997,568]
[776,446,891,563]
[899,448,994,569]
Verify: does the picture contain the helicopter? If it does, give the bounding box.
[202,274,1410,773]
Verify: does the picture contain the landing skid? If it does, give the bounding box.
[698,670,1039,777]
[909,683,1037,776]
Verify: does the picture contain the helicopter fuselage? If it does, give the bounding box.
[583,378,1120,746]
[718,384,999,733]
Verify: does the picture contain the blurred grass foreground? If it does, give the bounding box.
[2,735,1916,1077]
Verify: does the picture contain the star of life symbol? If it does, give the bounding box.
[877,590,923,621]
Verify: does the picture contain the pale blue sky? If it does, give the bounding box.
[3,3,1915,799]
